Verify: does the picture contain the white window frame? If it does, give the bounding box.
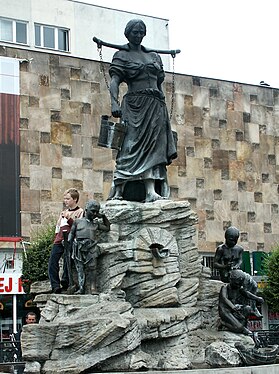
[202,254,220,279]
[0,17,28,45]
[34,23,69,52]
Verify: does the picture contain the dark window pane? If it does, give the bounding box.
[58,29,68,51]
[35,24,41,46]
[0,19,13,41]
[16,22,27,44]
[43,26,54,48]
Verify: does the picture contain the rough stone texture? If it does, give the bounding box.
[205,341,242,367]
[23,201,256,373]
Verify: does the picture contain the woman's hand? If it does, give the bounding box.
[111,102,122,118]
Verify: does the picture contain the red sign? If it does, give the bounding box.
[0,274,25,294]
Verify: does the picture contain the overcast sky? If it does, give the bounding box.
[82,0,278,88]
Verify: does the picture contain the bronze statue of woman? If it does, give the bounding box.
[107,19,177,202]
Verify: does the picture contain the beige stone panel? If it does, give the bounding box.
[273,110,279,136]
[59,55,81,69]
[51,122,72,145]
[173,75,193,95]
[70,80,91,102]
[219,82,234,101]
[198,240,216,253]
[219,129,237,150]
[236,141,252,162]
[30,165,52,190]
[62,157,83,180]
[230,211,248,232]
[82,114,95,137]
[192,106,203,127]
[195,138,212,158]
[247,223,264,244]
[262,183,278,204]
[72,134,82,158]
[39,86,61,110]
[247,123,260,144]
[270,219,279,235]
[20,72,39,96]
[93,148,114,170]
[20,95,29,118]
[275,144,279,165]
[213,200,231,222]
[209,98,226,119]
[203,121,219,140]
[175,93,187,118]
[40,143,62,167]
[263,204,271,223]
[51,179,72,202]
[193,86,209,108]
[20,130,40,153]
[60,101,81,123]
[205,220,224,243]
[49,65,71,90]
[167,165,178,188]
[203,169,221,189]
[254,203,264,223]
[238,191,255,212]
[233,92,244,112]
[20,153,30,175]
[229,160,246,181]
[83,169,103,193]
[21,212,31,238]
[251,104,265,125]
[186,158,204,178]
[260,135,276,159]
[177,177,196,199]
[196,189,214,210]
[227,110,244,131]
[178,126,194,147]
[21,189,40,212]
[80,136,93,158]
[265,108,275,136]
[40,202,60,226]
[103,180,113,200]
[28,107,51,132]
[92,92,111,118]
[221,180,238,201]
[174,112,185,127]
[263,234,278,252]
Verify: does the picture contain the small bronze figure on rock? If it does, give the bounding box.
[218,269,264,335]
[214,226,243,283]
[68,200,110,294]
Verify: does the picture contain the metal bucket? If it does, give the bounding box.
[98,115,127,151]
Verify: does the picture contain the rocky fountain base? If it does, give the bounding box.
[22,200,255,373]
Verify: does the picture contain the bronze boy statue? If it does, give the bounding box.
[214,226,243,283]
[68,200,110,294]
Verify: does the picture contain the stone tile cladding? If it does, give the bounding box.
[2,47,279,253]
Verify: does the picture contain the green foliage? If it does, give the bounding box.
[263,244,279,311]
[21,223,55,293]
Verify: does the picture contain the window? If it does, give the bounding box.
[35,24,69,51]
[202,254,220,279]
[0,18,28,44]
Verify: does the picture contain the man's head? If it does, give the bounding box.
[25,312,37,324]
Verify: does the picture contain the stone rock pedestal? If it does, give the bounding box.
[23,200,254,373]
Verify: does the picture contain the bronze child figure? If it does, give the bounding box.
[67,200,110,294]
